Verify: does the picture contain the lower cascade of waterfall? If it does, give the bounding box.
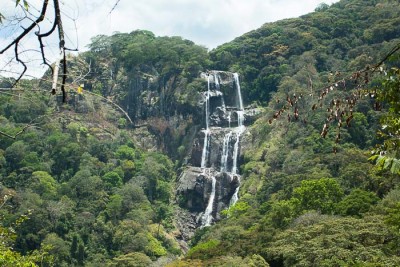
[198,71,246,227]
[201,174,216,227]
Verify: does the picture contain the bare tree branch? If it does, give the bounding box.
[0,116,44,140]
[0,124,35,139]
[1,0,71,102]
[0,0,49,54]
[109,0,122,14]
[0,0,49,86]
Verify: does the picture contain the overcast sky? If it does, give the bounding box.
[1,0,339,78]
[71,0,339,49]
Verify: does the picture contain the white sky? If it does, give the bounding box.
[0,0,339,78]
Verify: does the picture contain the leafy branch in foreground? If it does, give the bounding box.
[267,42,400,157]
[369,55,400,174]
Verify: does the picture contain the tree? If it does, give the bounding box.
[41,233,70,265]
[0,194,54,266]
[153,201,172,236]
[108,252,152,267]
[292,178,344,214]
[266,215,400,266]
[336,189,379,217]
[30,171,58,199]
[102,171,123,189]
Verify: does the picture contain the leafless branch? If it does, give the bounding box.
[0,0,49,86]
[109,0,122,14]
[371,42,400,73]
[0,0,71,102]
[0,1,49,54]
[0,124,34,139]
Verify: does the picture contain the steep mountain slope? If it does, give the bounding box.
[1,0,400,266]
[168,0,400,266]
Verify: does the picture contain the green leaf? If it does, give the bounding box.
[390,159,400,174]
[368,155,379,162]
[384,157,393,169]
[23,0,29,10]
[376,155,386,167]
[15,0,21,7]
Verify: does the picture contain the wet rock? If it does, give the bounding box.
[176,166,240,226]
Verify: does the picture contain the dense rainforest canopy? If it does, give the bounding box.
[1,0,400,266]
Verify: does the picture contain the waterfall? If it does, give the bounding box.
[220,131,232,172]
[231,131,240,175]
[214,72,220,90]
[200,129,209,169]
[201,174,216,227]
[199,71,245,226]
[230,185,240,206]
[200,75,211,169]
[229,73,245,206]
[214,73,226,109]
[234,73,244,111]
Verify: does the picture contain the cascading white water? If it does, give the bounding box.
[230,183,240,206]
[220,131,232,172]
[229,73,245,206]
[215,73,226,109]
[214,72,220,90]
[200,71,246,226]
[231,131,240,175]
[200,129,209,169]
[234,73,244,111]
[201,174,216,227]
[200,75,211,169]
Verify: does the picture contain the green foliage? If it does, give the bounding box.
[370,60,400,174]
[268,199,300,228]
[265,215,400,266]
[186,239,222,260]
[30,171,58,199]
[385,202,400,232]
[336,189,379,217]
[221,201,250,218]
[145,233,167,257]
[107,252,152,267]
[41,233,70,265]
[0,195,54,266]
[2,1,400,266]
[168,255,269,267]
[102,171,123,189]
[115,145,136,160]
[292,178,344,214]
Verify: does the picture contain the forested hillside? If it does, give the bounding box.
[1,0,400,266]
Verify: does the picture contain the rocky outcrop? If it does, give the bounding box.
[176,167,239,223]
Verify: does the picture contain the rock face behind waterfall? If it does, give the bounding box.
[176,167,240,214]
[176,71,259,240]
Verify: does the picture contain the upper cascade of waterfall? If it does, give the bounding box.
[233,73,244,112]
[200,75,211,169]
[199,71,247,128]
